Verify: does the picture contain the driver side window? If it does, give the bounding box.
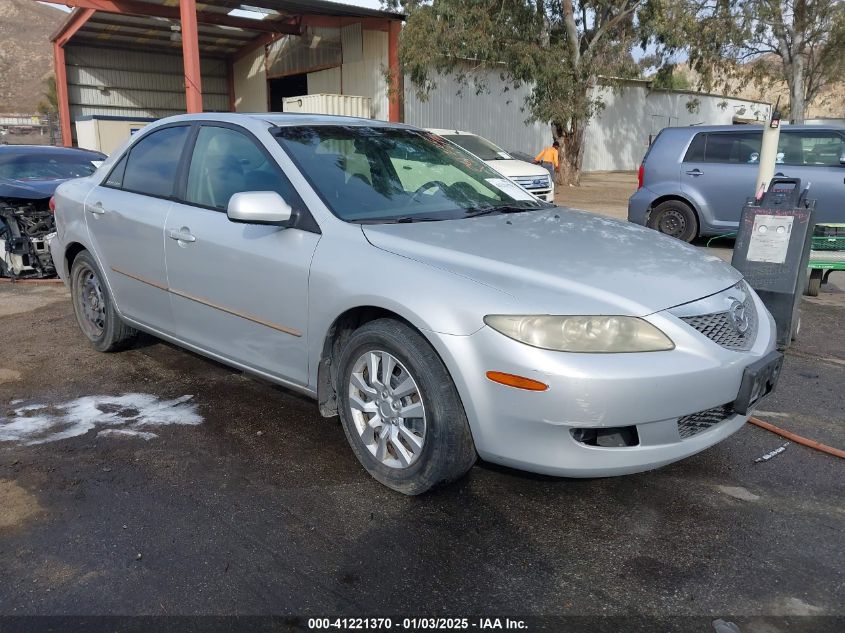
[185,125,301,212]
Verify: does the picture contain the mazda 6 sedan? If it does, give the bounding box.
[50,113,781,495]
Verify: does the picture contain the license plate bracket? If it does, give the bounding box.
[733,350,783,415]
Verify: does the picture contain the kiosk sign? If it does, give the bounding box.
[747,215,794,264]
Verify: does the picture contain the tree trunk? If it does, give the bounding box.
[556,118,586,186]
[789,52,806,124]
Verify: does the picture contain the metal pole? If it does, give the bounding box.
[387,20,402,123]
[756,99,782,197]
[53,42,73,147]
[179,0,203,113]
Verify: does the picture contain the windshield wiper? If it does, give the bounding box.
[464,202,545,217]
[357,216,443,224]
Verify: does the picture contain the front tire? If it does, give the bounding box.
[647,200,698,242]
[70,250,137,352]
[337,319,476,495]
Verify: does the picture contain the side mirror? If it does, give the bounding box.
[840,154,845,166]
[227,191,292,226]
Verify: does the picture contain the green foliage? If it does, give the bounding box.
[645,0,845,122]
[36,75,58,115]
[651,64,691,91]
[391,0,645,183]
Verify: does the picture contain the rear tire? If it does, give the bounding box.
[70,250,137,352]
[336,318,476,495]
[647,200,698,243]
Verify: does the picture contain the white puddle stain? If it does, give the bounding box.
[0,394,203,446]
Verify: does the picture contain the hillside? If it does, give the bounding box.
[660,61,844,121]
[732,69,845,121]
[0,0,66,114]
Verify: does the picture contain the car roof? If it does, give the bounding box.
[154,112,416,130]
[427,128,473,136]
[0,144,106,159]
[662,124,844,135]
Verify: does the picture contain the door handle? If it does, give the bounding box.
[685,169,703,176]
[167,228,196,243]
[88,201,106,215]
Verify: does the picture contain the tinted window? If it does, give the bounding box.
[122,126,189,197]
[683,131,762,164]
[684,133,706,162]
[104,154,127,188]
[186,125,302,212]
[777,130,845,166]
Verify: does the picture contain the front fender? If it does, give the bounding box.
[306,226,517,387]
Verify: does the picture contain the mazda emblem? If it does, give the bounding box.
[729,300,749,334]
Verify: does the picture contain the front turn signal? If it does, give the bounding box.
[485,371,548,391]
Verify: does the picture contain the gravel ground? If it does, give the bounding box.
[0,240,842,630]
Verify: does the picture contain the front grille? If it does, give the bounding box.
[677,404,734,439]
[680,293,758,351]
[512,175,551,191]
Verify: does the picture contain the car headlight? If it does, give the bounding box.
[483,315,675,353]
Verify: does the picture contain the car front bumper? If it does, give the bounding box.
[428,291,777,477]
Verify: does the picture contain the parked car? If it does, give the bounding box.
[427,129,555,202]
[629,125,845,242]
[0,144,105,278]
[51,114,780,495]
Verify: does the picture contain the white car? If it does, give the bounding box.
[427,129,555,202]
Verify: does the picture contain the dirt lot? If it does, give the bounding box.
[554,171,637,220]
[0,270,843,630]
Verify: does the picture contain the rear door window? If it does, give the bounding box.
[683,133,706,162]
[683,131,762,164]
[121,125,189,198]
[104,154,128,188]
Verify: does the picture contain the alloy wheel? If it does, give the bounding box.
[347,350,426,469]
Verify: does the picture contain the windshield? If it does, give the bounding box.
[0,154,100,181]
[441,133,511,161]
[274,126,547,223]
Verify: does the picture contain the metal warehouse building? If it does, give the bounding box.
[50,0,403,152]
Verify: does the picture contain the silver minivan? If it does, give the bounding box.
[628,125,845,241]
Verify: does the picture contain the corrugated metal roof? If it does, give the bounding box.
[55,0,403,54]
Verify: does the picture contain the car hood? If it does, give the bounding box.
[362,207,742,316]
[0,177,63,200]
[485,159,548,179]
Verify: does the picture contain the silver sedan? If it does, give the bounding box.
[50,113,781,494]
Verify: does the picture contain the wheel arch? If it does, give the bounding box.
[314,302,480,420]
[64,241,88,274]
[316,305,420,417]
[649,194,700,220]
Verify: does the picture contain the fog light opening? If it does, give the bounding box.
[571,426,639,447]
